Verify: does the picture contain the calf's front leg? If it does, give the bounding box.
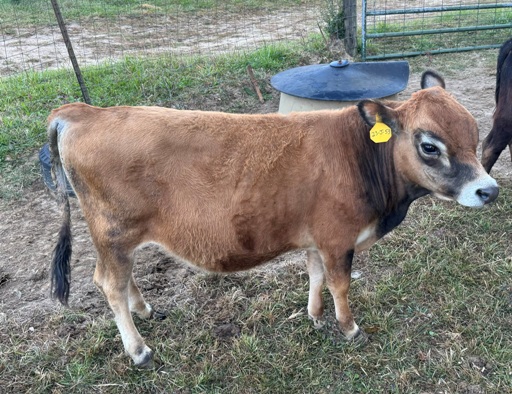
[481,120,512,173]
[322,248,362,340]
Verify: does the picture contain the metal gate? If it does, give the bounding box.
[361,1,512,60]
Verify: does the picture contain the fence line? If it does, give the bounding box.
[3,1,511,78]
[0,1,322,77]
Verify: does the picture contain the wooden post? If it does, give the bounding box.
[343,0,357,56]
[246,65,264,103]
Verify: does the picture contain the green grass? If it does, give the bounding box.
[0,187,511,393]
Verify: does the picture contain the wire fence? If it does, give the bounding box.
[362,0,512,60]
[1,0,322,77]
[2,1,511,77]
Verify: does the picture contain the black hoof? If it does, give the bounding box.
[152,310,167,321]
[139,358,162,370]
[350,328,369,345]
[135,350,156,369]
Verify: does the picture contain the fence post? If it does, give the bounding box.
[343,0,357,56]
[361,0,367,60]
[50,0,91,104]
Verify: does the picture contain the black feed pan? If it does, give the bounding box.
[39,143,75,197]
[271,60,409,101]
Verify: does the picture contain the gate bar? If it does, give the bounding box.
[367,3,512,16]
[364,44,503,60]
[366,23,512,38]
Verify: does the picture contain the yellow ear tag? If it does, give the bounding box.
[370,114,392,143]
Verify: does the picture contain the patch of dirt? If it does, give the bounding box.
[214,323,241,340]
[1,5,319,75]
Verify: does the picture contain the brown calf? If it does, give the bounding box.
[481,37,512,173]
[49,71,498,367]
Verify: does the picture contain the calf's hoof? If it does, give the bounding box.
[136,358,156,369]
[346,327,368,345]
[343,324,367,340]
[151,310,167,321]
[308,314,325,329]
[133,348,155,369]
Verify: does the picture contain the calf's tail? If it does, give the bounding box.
[48,118,72,306]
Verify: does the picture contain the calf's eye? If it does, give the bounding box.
[421,143,440,156]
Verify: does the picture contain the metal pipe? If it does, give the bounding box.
[364,44,503,60]
[366,23,512,38]
[366,3,512,16]
[50,0,91,104]
[361,0,367,60]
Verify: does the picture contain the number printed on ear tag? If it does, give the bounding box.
[370,115,392,143]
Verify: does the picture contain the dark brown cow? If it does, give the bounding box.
[482,37,512,173]
[48,71,498,367]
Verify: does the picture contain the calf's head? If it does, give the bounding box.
[358,71,498,207]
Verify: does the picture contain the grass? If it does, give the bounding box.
[0,187,511,393]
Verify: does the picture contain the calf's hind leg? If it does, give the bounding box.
[127,273,166,320]
[93,249,154,368]
[306,250,326,328]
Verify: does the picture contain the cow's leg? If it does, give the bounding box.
[481,121,512,173]
[93,251,154,368]
[306,250,325,328]
[127,274,166,320]
[322,249,361,340]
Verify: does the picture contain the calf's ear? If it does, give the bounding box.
[357,100,399,133]
[421,70,446,89]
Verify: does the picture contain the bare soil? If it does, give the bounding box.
[1,5,319,75]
